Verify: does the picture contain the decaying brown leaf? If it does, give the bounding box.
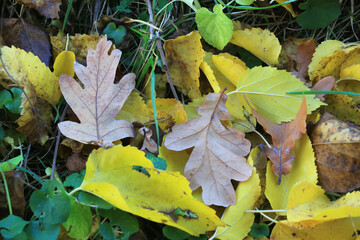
[165,92,252,207]
[311,76,335,101]
[247,95,307,183]
[311,112,360,192]
[0,18,51,66]
[139,127,157,154]
[294,40,316,81]
[58,37,136,147]
[15,0,61,19]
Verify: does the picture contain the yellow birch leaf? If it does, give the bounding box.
[287,181,360,222]
[339,48,360,78]
[78,145,224,235]
[230,28,281,66]
[164,31,204,99]
[212,53,248,86]
[275,0,297,17]
[202,52,255,131]
[341,64,360,80]
[233,66,324,123]
[335,78,360,103]
[308,40,346,81]
[53,50,76,77]
[214,147,261,240]
[265,135,317,214]
[271,218,360,240]
[0,46,60,105]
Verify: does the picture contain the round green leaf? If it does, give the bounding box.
[0,155,23,172]
[24,221,60,240]
[145,152,167,170]
[62,197,92,239]
[195,4,233,50]
[0,215,28,239]
[78,191,113,209]
[249,222,269,238]
[99,222,116,240]
[4,88,23,114]
[0,90,12,108]
[103,22,127,46]
[235,0,254,5]
[296,0,341,30]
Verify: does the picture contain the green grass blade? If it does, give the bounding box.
[286,90,360,96]
[218,0,297,10]
[151,71,160,153]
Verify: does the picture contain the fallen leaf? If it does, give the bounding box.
[0,45,60,143]
[50,34,107,64]
[164,31,204,99]
[158,143,190,175]
[58,37,136,147]
[265,135,317,214]
[287,181,360,222]
[164,92,252,206]
[308,40,346,82]
[310,112,360,192]
[77,145,224,235]
[294,40,316,81]
[117,91,153,124]
[53,50,76,77]
[271,218,360,240]
[248,96,307,180]
[147,98,187,125]
[195,4,233,50]
[326,94,360,126]
[66,152,87,173]
[214,147,262,240]
[275,0,297,17]
[0,170,26,218]
[310,76,335,101]
[15,0,61,18]
[0,18,52,66]
[230,27,281,66]
[233,66,323,123]
[339,48,360,79]
[139,127,157,154]
[335,78,360,104]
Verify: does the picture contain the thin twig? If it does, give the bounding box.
[50,104,68,180]
[144,0,179,100]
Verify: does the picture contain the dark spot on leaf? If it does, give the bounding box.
[133,165,150,177]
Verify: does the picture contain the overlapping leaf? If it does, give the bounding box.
[77,145,224,235]
[165,92,252,206]
[58,37,136,147]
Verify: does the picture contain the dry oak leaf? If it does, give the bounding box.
[248,96,307,182]
[59,37,136,147]
[164,92,252,207]
[15,0,61,18]
[310,112,360,193]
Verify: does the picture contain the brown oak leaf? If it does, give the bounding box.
[247,95,307,184]
[59,37,135,147]
[15,0,61,18]
[164,92,252,207]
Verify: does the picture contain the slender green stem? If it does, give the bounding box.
[62,0,74,33]
[286,90,360,96]
[245,209,287,213]
[16,166,44,184]
[218,0,297,10]
[151,71,160,153]
[1,170,12,215]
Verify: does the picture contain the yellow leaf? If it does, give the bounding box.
[0,46,60,105]
[308,40,346,82]
[214,147,262,240]
[271,218,360,240]
[50,34,107,62]
[287,181,360,222]
[53,50,76,77]
[275,0,297,17]
[164,31,204,99]
[212,53,248,86]
[326,94,360,126]
[335,78,360,103]
[202,52,256,131]
[200,61,221,93]
[147,98,187,124]
[117,91,153,124]
[339,48,360,79]
[158,144,189,174]
[230,28,281,66]
[233,66,324,123]
[78,145,224,235]
[341,64,360,80]
[265,135,317,214]
[184,97,205,120]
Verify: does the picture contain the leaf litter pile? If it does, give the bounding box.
[0,0,360,239]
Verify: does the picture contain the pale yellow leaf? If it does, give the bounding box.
[53,50,75,77]
[265,135,317,215]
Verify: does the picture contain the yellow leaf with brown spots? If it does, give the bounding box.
[77,145,224,235]
[230,28,281,66]
[310,112,360,192]
[164,31,204,99]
